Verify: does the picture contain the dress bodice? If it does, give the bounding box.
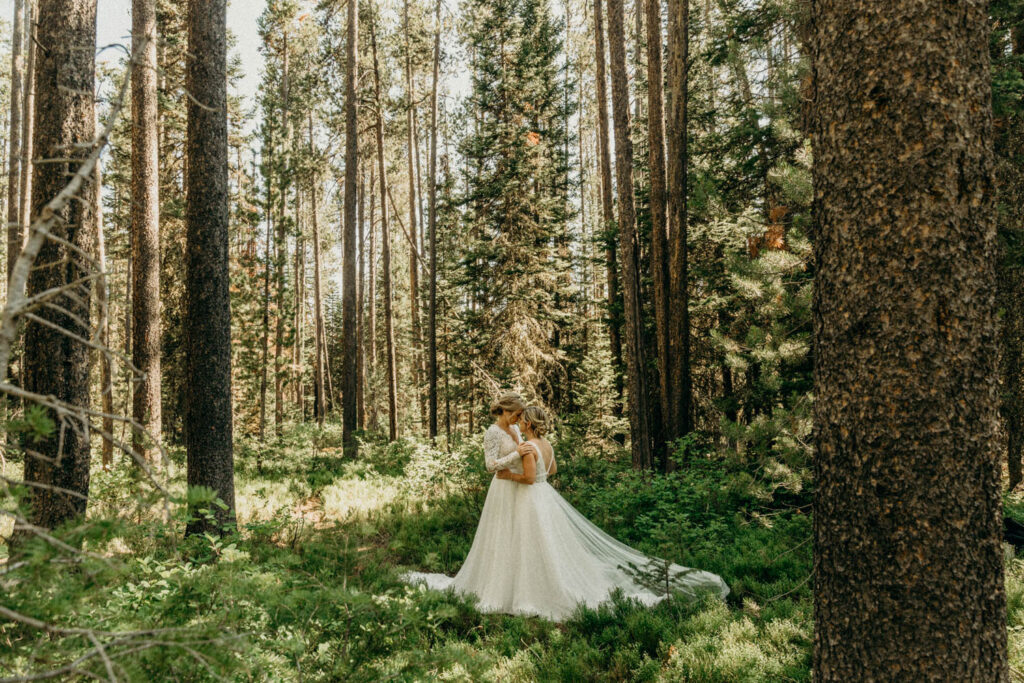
[522,441,549,483]
[484,423,523,474]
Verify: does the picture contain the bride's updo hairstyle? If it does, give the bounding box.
[522,405,549,437]
[490,392,526,417]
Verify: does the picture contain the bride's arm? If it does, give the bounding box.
[497,450,537,485]
[484,428,520,472]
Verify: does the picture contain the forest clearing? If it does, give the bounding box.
[2,0,1024,679]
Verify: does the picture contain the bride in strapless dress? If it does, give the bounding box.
[404,398,730,621]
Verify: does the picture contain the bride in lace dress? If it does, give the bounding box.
[405,399,730,621]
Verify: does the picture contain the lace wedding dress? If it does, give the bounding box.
[404,424,730,621]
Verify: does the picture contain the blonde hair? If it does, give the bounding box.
[522,405,549,437]
[490,392,526,417]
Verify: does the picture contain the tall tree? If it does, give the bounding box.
[309,115,327,426]
[185,0,235,535]
[21,0,97,531]
[132,0,162,465]
[403,0,423,424]
[18,1,35,257]
[426,0,441,439]
[645,0,670,463]
[664,0,692,450]
[811,1,1007,677]
[371,12,399,442]
[607,0,654,469]
[341,0,359,454]
[593,0,624,407]
[7,0,24,284]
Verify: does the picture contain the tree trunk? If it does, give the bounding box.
[22,0,96,532]
[427,0,441,440]
[607,0,654,470]
[811,2,1007,678]
[259,136,273,443]
[274,34,289,436]
[404,0,423,428]
[356,165,366,430]
[131,0,162,466]
[311,176,326,426]
[7,0,23,284]
[645,0,670,466]
[665,0,692,457]
[18,1,34,252]
[367,163,377,428]
[593,0,624,409]
[95,160,114,468]
[185,0,235,536]
[341,0,359,455]
[372,13,399,442]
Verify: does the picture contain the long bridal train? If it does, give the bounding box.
[403,433,729,621]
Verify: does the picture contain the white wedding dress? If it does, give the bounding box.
[404,424,730,621]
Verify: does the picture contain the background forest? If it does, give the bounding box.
[0,0,1021,680]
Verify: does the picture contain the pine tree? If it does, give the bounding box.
[812,1,1008,676]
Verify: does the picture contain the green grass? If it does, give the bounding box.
[39,423,1024,679]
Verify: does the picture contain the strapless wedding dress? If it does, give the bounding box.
[404,426,730,621]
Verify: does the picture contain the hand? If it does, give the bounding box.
[496,470,513,480]
[517,442,533,455]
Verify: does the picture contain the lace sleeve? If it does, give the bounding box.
[484,427,519,472]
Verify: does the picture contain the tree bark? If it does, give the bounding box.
[274,31,290,435]
[665,0,692,456]
[94,160,114,468]
[185,0,235,536]
[427,0,441,440]
[372,12,399,442]
[811,1,1007,677]
[403,0,424,428]
[311,176,326,426]
[645,0,670,465]
[18,1,35,252]
[607,0,654,470]
[341,0,359,455]
[356,165,366,430]
[7,0,23,284]
[131,0,162,466]
[593,0,624,409]
[367,163,377,428]
[22,0,96,531]
[259,135,273,443]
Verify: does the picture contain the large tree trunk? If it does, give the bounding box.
[341,0,359,455]
[372,13,399,442]
[644,0,670,467]
[185,0,235,536]
[22,0,96,531]
[1000,30,1024,492]
[131,0,162,466]
[593,0,624,410]
[811,2,1007,678]
[427,0,441,440]
[665,0,692,456]
[607,0,654,470]
[7,0,23,284]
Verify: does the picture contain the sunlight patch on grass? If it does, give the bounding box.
[661,600,810,682]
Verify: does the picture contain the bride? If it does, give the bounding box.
[405,398,730,621]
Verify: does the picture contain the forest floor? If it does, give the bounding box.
[4,424,1024,681]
